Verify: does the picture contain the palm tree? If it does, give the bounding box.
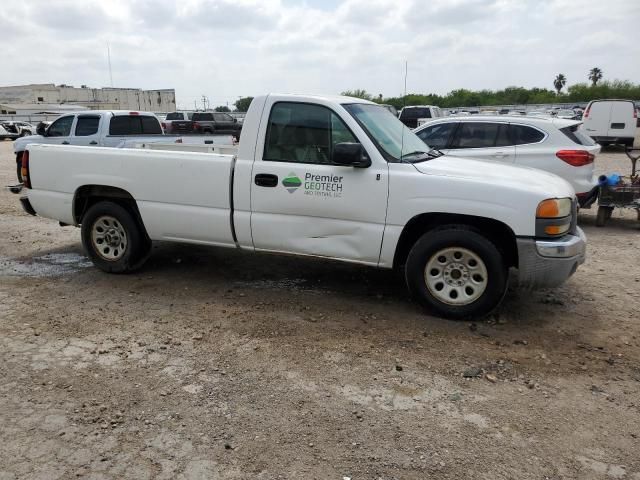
[588,67,603,87]
[553,74,567,94]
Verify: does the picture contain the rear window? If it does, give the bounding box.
[402,108,431,120]
[165,112,184,120]
[560,125,596,146]
[509,124,545,145]
[192,113,214,121]
[109,115,162,135]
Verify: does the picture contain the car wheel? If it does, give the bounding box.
[405,225,508,320]
[81,201,150,273]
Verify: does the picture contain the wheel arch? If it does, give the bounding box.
[73,185,147,235]
[393,213,518,270]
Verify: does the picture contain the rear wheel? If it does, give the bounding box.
[405,226,508,320]
[81,201,150,273]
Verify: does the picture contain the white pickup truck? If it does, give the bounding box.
[18,94,586,319]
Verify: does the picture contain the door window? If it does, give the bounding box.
[213,113,232,122]
[192,113,213,121]
[48,116,74,137]
[264,102,357,164]
[75,116,100,136]
[415,122,456,149]
[450,122,502,149]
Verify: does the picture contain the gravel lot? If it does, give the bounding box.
[1,135,639,480]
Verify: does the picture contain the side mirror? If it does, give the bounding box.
[233,118,237,123]
[332,142,371,168]
[36,122,47,136]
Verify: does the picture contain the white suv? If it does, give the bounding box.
[413,116,600,206]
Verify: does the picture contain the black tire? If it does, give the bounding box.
[16,153,23,183]
[81,201,149,273]
[405,226,508,320]
[596,206,612,227]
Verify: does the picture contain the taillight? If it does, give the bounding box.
[21,150,31,188]
[556,150,594,167]
[583,105,590,118]
[634,108,638,119]
[161,122,166,129]
[193,122,200,130]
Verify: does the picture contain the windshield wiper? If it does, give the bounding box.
[401,149,444,163]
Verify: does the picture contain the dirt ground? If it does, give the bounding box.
[0,134,639,480]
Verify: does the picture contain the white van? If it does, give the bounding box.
[399,105,444,129]
[581,99,636,147]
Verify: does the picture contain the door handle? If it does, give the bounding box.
[255,173,278,187]
[89,141,98,145]
[61,141,70,145]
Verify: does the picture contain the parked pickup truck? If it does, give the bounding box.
[17,94,586,319]
[12,111,233,182]
[162,111,194,134]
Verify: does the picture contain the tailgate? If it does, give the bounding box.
[171,121,193,133]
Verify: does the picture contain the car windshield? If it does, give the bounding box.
[343,103,432,162]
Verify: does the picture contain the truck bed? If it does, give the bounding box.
[26,144,237,247]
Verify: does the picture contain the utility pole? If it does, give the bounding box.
[107,43,114,87]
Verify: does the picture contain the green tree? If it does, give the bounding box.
[234,97,254,112]
[553,74,567,94]
[340,89,373,100]
[214,105,231,112]
[588,67,603,87]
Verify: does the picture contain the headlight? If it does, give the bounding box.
[536,198,573,237]
[536,198,572,218]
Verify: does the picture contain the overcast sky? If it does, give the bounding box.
[1,0,639,109]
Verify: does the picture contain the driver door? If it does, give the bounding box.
[250,101,389,265]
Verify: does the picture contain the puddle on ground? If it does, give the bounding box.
[0,253,93,277]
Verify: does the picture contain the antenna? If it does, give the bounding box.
[400,60,408,160]
[107,43,114,87]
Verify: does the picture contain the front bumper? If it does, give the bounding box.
[516,227,586,289]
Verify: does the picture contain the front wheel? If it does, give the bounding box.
[81,201,150,273]
[405,226,508,320]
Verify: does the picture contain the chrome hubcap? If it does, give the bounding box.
[425,247,488,305]
[91,216,127,261]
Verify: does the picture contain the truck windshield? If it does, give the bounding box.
[343,103,432,162]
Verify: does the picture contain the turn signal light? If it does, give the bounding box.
[556,150,594,167]
[544,224,570,236]
[537,198,572,218]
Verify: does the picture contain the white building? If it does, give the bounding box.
[0,83,176,112]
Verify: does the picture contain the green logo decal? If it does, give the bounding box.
[282,173,302,193]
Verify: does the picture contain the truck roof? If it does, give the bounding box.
[265,93,376,106]
[54,110,158,117]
